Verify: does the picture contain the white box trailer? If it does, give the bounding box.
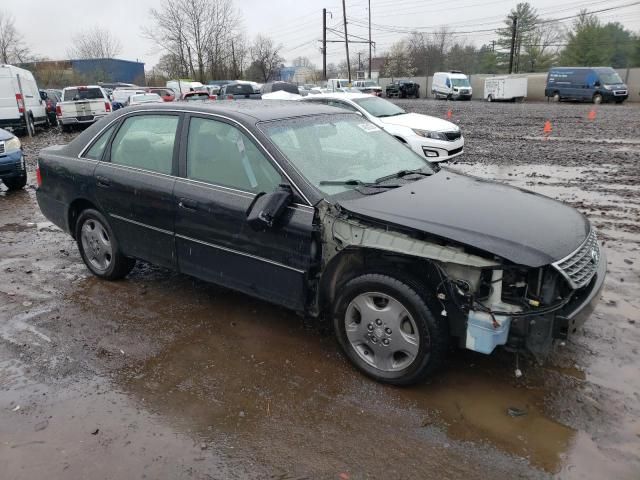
[484,76,528,102]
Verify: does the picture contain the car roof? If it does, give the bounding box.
[305,92,372,101]
[116,100,348,122]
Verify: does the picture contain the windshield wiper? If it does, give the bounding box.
[319,179,402,188]
[374,168,432,184]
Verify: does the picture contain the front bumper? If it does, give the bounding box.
[408,136,465,162]
[0,151,25,180]
[452,93,472,100]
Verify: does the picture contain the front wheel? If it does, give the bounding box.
[487,95,493,102]
[333,274,448,385]
[4,173,27,191]
[75,209,135,280]
[593,93,603,104]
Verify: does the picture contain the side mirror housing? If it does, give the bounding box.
[246,184,293,230]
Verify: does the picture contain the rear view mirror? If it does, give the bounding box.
[246,184,293,230]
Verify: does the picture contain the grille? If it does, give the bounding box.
[447,146,463,156]
[553,230,600,289]
[444,131,461,141]
[0,142,5,155]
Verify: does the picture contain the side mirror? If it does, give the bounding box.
[594,81,601,87]
[246,184,293,230]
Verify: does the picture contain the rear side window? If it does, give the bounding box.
[63,88,105,101]
[84,124,116,160]
[110,115,179,174]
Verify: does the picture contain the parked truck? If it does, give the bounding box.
[484,76,528,102]
[57,86,112,132]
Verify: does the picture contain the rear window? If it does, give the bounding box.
[64,88,104,101]
[225,84,254,95]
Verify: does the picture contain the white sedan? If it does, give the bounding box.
[302,93,464,161]
[127,93,165,106]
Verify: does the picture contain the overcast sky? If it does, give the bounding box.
[3,0,640,70]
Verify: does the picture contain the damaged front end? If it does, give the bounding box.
[316,203,606,360]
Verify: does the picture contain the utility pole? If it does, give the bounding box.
[508,15,517,74]
[342,0,351,83]
[322,8,327,81]
[358,52,362,71]
[368,0,372,79]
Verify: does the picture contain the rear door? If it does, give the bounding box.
[173,114,316,310]
[94,112,182,269]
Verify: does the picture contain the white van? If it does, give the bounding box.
[166,80,204,99]
[432,71,473,100]
[0,64,47,135]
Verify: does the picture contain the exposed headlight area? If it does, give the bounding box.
[412,129,448,141]
[4,136,21,153]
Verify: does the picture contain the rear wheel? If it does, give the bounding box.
[487,94,493,102]
[552,92,560,102]
[75,209,135,280]
[333,273,448,385]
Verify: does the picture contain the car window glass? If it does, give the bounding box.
[110,115,179,174]
[84,124,116,160]
[187,117,281,193]
[327,100,357,112]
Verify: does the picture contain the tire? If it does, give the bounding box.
[593,93,603,104]
[552,92,560,102]
[333,273,448,385]
[487,95,493,102]
[25,113,35,136]
[414,90,420,99]
[48,114,58,127]
[75,209,135,280]
[4,173,27,191]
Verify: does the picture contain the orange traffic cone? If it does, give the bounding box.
[446,109,453,120]
[588,109,596,121]
[543,120,552,135]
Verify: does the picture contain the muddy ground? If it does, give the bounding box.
[1,100,639,479]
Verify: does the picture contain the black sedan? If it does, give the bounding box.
[35,102,605,385]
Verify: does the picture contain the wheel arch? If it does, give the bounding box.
[68,198,101,239]
[317,248,444,315]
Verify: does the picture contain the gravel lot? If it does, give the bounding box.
[1,99,639,479]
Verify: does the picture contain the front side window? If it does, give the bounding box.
[186,117,281,193]
[261,114,432,196]
[84,124,116,160]
[110,115,179,174]
[354,97,405,118]
[327,100,357,112]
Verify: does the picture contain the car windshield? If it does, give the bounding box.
[353,97,406,118]
[451,78,470,87]
[260,114,433,196]
[63,88,104,101]
[598,71,623,84]
[362,81,377,87]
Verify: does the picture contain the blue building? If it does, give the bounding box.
[70,58,145,84]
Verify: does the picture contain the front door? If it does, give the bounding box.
[95,113,182,269]
[173,115,316,310]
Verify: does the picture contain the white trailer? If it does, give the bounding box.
[484,76,528,102]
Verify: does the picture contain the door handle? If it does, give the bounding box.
[178,198,198,211]
[96,175,111,187]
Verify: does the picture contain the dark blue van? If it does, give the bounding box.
[545,67,628,104]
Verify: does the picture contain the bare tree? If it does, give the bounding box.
[292,56,313,68]
[68,27,122,59]
[145,0,243,81]
[0,11,31,64]
[248,35,283,82]
[380,41,415,77]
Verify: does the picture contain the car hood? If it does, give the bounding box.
[338,170,589,267]
[0,128,15,142]
[378,113,459,133]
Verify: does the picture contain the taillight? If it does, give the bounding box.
[105,102,111,112]
[15,93,24,113]
[209,95,218,100]
[56,105,62,116]
[36,166,42,187]
[226,95,233,100]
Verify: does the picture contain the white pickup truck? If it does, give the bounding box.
[57,86,112,131]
